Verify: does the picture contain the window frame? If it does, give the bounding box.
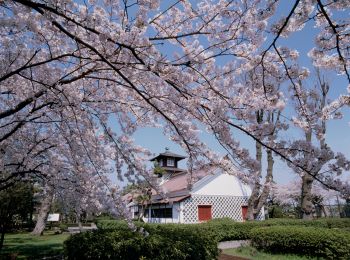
[167,157,175,167]
[150,207,173,218]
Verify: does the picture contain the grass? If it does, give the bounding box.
[0,231,70,259]
[223,246,317,260]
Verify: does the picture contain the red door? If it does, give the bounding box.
[242,206,248,221]
[198,205,212,221]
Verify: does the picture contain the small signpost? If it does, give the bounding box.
[47,213,60,222]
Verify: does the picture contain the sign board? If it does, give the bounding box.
[47,213,60,222]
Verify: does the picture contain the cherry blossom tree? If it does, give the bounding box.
[292,71,329,219]
[284,69,350,219]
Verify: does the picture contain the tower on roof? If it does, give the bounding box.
[150,149,186,173]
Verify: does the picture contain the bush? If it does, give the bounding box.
[202,218,350,241]
[205,218,261,241]
[95,218,350,242]
[64,224,218,260]
[78,218,350,259]
[250,226,350,259]
[261,218,350,229]
[95,219,131,230]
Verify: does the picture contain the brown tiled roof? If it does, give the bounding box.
[124,165,217,205]
[161,167,214,193]
[151,195,190,204]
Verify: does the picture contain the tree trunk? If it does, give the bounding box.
[299,73,329,220]
[321,205,327,217]
[300,130,314,219]
[336,196,343,217]
[254,149,274,219]
[31,185,54,235]
[300,173,314,219]
[246,139,262,220]
[76,212,83,232]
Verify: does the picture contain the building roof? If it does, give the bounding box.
[151,195,190,204]
[144,167,216,204]
[124,165,241,205]
[150,151,187,161]
[159,167,214,193]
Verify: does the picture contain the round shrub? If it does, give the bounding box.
[250,226,350,259]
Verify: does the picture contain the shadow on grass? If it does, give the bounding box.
[0,233,69,260]
[1,244,63,260]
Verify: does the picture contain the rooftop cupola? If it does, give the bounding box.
[150,148,186,174]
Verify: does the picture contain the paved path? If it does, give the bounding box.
[67,223,97,233]
[218,240,250,249]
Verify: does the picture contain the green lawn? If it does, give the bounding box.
[0,232,70,259]
[223,246,317,260]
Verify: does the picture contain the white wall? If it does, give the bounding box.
[191,172,251,197]
[173,202,182,223]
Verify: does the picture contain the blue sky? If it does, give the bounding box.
[113,1,350,185]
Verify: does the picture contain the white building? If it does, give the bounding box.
[125,150,263,223]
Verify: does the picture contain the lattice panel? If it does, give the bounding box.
[182,195,264,223]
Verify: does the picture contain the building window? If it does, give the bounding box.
[144,208,149,217]
[167,158,175,167]
[157,159,165,167]
[151,208,173,218]
[133,206,139,217]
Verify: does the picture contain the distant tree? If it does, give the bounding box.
[267,186,296,218]
[268,205,285,219]
[343,199,350,218]
[0,182,34,251]
[123,182,152,221]
[274,180,340,218]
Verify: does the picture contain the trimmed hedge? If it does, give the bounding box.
[95,218,350,242]
[64,224,218,260]
[199,218,350,241]
[250,226,350,259]
[258,218,350,229]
